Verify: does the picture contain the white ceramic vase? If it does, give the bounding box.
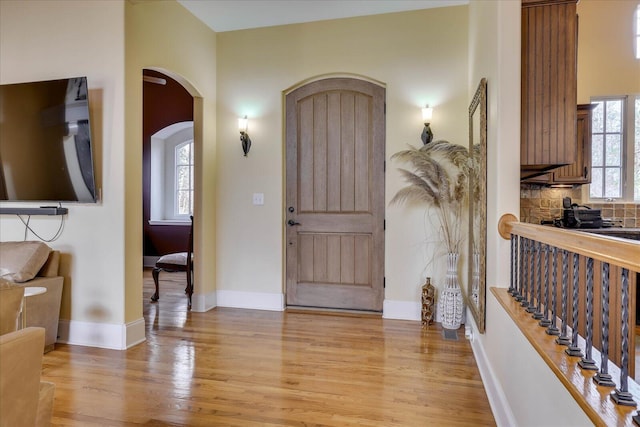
[438,252,464,330]
[471,251,480,306]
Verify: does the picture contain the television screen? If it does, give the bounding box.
[0,76,97,203]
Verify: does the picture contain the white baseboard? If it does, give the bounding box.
[216,290,284,311]
[191,289,217,312]
[382,299,421,320]
[466,312,516,427]
[57,317,146,350]
[143,256,159,268]
[126,318,146,348]
[382,298,468,328]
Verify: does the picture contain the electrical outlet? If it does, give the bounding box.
[252,193,264,205]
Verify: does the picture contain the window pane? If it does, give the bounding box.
[177,190,190,215]
[592,101,604,133]
[604,167,621,198]
[174,140,194,216]
[605,99,622,133]
[177,144,190,165]
[177,165,190,190]
[605,134,621,166]
[592,134,603,166]
[590,168,603,198]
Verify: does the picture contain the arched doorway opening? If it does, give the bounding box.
[142,69,194,309]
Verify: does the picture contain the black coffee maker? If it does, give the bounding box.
[562,197,602,229]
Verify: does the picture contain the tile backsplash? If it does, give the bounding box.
[588,202,640,228]
[520,184,640,227]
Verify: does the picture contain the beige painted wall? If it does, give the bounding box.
[468,2,592,425]
[577,0,640,102]
[0,0,218,347]
[216,7,469,304]
[0,0,127,325]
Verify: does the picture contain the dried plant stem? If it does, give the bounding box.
[391,141,470,254]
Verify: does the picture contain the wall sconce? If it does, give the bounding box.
[238,116,251,156]
[421,105,434,145]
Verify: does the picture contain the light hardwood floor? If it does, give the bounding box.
[42,270,495,426]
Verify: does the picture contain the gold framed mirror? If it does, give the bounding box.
[468,78,487,333]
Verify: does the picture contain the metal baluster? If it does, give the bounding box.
[527,242,542,320]
[578,257,598,370]
[517,239,527,303]
[520,239,531,307]
[612,268,637,407]
[524,240,537,312]
[515,238,524,302]
[566,253,583,357]
[509,234,517,296]
[594,262,615,386]
[546,246,560,336]
[556,250,571,345]
[539,244,552,327]
[532,241,544,319]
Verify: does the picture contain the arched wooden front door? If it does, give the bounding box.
[285,78,385,312]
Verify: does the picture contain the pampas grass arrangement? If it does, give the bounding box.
[391,140,471,254]
[391,140,472,330]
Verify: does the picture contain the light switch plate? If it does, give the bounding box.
[252,193,264,205]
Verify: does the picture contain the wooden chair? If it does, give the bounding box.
[151,216,193,309]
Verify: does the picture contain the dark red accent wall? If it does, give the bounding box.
[143,70,193,256]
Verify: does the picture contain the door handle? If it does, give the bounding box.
[287,219,301,226]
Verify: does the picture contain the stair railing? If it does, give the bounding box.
[497,213,640,426]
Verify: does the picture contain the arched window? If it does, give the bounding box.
[149,121,194,224]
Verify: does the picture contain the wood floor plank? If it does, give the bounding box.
[41,270,495,426]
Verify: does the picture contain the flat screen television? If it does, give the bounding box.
[0,76,98,203]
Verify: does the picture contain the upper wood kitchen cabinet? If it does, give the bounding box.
[521,0,578,180]
[523,104,595,185]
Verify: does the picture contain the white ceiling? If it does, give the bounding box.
[177,0,468,33]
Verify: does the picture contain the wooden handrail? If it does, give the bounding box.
[498,214,640,272]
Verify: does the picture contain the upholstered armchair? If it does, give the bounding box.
[0,242,65,352]
[0,328,55,427]
[0,280,55,427]
[0,279,24,335]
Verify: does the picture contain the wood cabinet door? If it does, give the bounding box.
[552,104,594,184]
[522,104,594,185]
[521,0,578,171]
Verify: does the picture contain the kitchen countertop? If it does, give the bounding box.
[578,228,640,241]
